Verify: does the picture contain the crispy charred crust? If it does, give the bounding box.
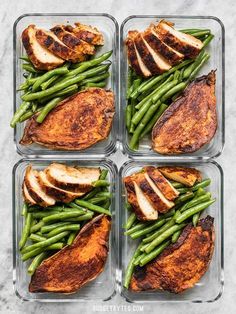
[20,88,115,151]
[130,216,215,293]
[152,71,217,154]
[134,33,163,75]
[73,23,104,46]
[29,214,111,293]
[125,31,144,77]
[157,166,202,184]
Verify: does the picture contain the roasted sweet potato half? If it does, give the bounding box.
[29,214,111,293]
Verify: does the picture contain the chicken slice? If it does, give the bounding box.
[143,25,184,65]
[124,175,157,221]
[158,166,202,187]
[22,25,64,70]
[155,20,203,58]
[144,166,179,201]
[134,33,171,75]
[35,28,85,62]
[38,171,85,203]
[51,25,95,56]
[24,165,55,207]
[125,31,152,77]
[71,22,104,46]
[45,163,100,193]
[22,183,36,205]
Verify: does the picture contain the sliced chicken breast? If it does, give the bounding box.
[38,171,84,203]
[35,29,85,62]
[125,31,152,77]
[24,166,56,207]
[155,21,203,58]
[144,166,179,201]
[134,33,171,75]
[22,183,36,205]
[72,23,104,45]
[124,176,157,221]
[158,166,202,187]
[22,25,64,70]
[45,163,100,193]
[51,25,95,56]
[132,172,172,213]
[143,25,184,65]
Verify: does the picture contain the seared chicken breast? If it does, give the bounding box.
[130,216,215,293]
[22,183,36,205]
[22,25,64,70]
[72,22,104,45]
[20,88,115,151]
[29,214,111,293]
[152,71,217,154]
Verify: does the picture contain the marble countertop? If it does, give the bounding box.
[0,0,235,313]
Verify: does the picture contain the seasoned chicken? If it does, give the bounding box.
[134,33,171,75]
[45,163,100,193]
[143,25,184,65]
[152,71,217,154]
[24,165,56,207]
[22,25,64,70]
[144,166,179,200]
[20,88,115,151]
[29,214,111,293]
[71,22,104,45]
[130,216,215,293]
[35,28,85,62]
[51,25,95,56]
[154,20,203,59]
[125,31,151,77]
[22,183,36,205]
[158,166,202,187]
[124,175,157,221]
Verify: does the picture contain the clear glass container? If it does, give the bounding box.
[120,16,225,159]
[118,159,224,303]
[13,158,118,302]
[13,14,119,157]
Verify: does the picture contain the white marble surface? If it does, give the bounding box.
[0,0,235,313]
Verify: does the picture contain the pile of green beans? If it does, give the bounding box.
[125,29,214,150]
[123,173,215,289]
[19,169,111,275]
[11,51,113,127]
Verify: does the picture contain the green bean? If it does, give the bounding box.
[123,212,136,230]
[161,208,176,218]
[39,84,78,103]
[41,75,59,90]
[103,198,111,209]
[130,218,166,239]
[133,252,147,266]
[21,231,70,254]
[161,82,187,102]
[64,212,94,222]
[145,223,186,253]
[123,243,143,289]
[139,103,168,139]
[28,252,47,275]
[81,72,110,84]
[92,180,110,187]
[21,64,110,101]
[139,242,150,252]
[22,243,64,261]
[30,220,44,233]
[140,240,170,266]
[21,203,28,217]
[202,34,214,48]
[191,179,211,191]
[29,233,47,242]
[19,213,32,249]
[41,222,71,234]
[32,210,61,219]
[142,219,175,244]
[171,181,185,188]
[129,101,161,149]
[124,222,147,236]
[42,211,84,223]
[176,199,215,224]
[188,54,210,81]
[138,60,192,93]
[175,191,194,204]
[183,50,205,79]
[67,231,78,245]
[177,187,191,194]
[47,224,80,238]
[36,97,62,123]
[20,55,30,62]
[152,80,178,103]
[84,81,106,88]
[32,66,69,91]
[89,196,109,204]
[22,63,44,73]
[74,199,111,216]
[129,78,142,99]
[10,102,31,127]
[171,230,182,243]
[95,191,111,198]
[191,30,211,37]
[180,193,211,212]
[192,212,201,227]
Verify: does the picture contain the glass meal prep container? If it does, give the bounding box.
[118,159,224,303]
[12,158,118,302]
[120,16,225,159]
[13,14,119,157]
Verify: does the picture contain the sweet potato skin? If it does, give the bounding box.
[29,214,111,293]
